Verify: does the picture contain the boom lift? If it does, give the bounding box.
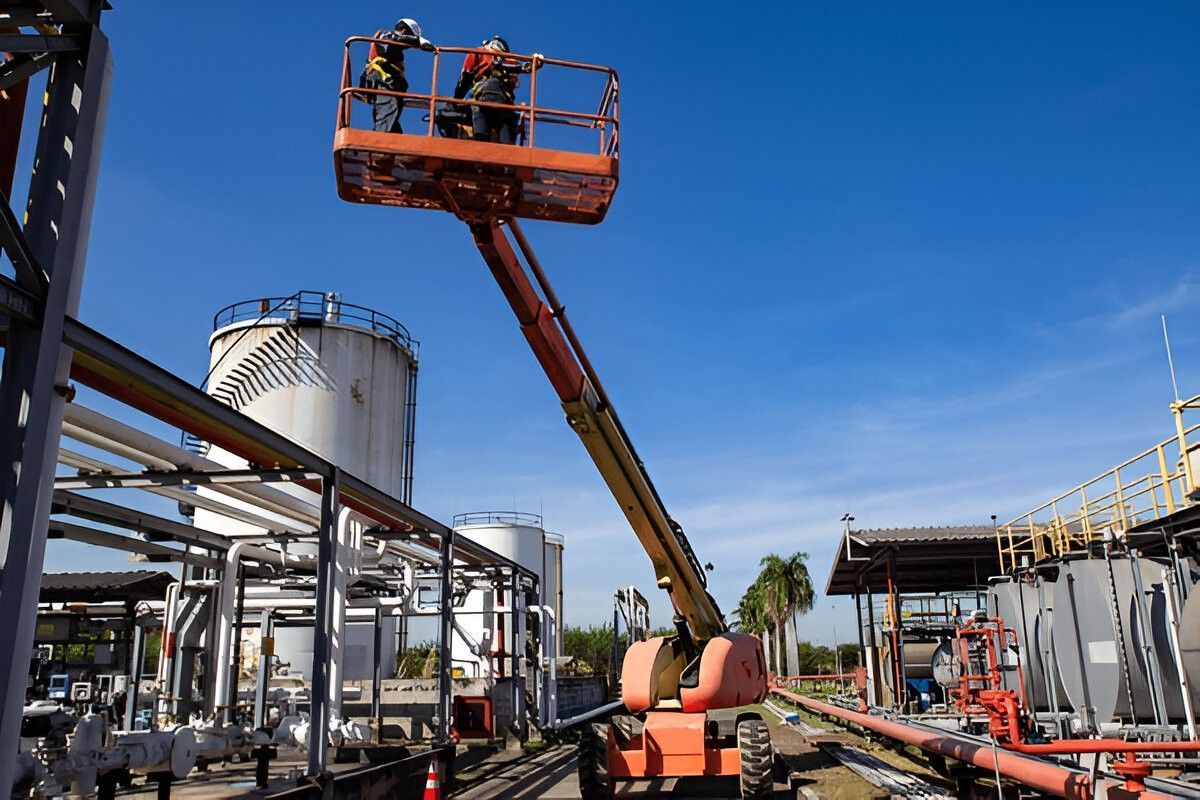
[333,38,770,798]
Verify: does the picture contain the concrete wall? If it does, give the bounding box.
[340,675,607,740]
[557,676,607,719]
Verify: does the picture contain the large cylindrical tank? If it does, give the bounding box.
[987,577,1068,711]
[451,513,560,674]
[205,291,418,499]
[1051,557,1187,723]
[194,292,418,683]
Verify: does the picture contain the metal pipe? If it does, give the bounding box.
[212,541,296,721]
[1161,564,1198,740]
[61,403,317,526]
[553,700,622,731]
[770,689,1175,800]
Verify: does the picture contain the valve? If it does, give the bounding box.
[1111,751,1151,794]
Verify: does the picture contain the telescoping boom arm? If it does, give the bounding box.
[471,218,726,645]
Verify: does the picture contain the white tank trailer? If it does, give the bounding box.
[986,576,1069,712]
[1050,557,1195,724]
[970,557,1198,725]
[450,513,565,677]
[194,291,418,681]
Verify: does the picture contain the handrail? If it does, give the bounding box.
[212,290,418,354]
[452,511,544,529]
[337,36,620,160]
[997,417,1200,571]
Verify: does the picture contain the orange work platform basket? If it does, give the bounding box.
[334,38,620,225]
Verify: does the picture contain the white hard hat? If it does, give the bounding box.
[396,18,422,37]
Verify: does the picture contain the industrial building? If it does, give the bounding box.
[800,399,1200,797]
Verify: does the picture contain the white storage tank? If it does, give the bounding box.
[193,291,417,682]
[543,532,564,655]
[204,291,418,500]
[451,513,562,675]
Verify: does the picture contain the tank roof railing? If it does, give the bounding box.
[452,511,544,529]
[997,412,1200,572]
[337,36,620,159]
[213,290,419,354]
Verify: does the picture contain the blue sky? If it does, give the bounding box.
[23,1,1200,643]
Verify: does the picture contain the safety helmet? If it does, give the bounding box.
[483,35,510,52]
[395,18,422,37]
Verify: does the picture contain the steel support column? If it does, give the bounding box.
[371,606,383,743]
[511,570,524,741]
[437,529,454,743]
[125,619,145,730]
[0,23,110,797]
[254,612,273,729]
[307,471,340,776]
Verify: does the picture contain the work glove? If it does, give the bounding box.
[419,37,434,52]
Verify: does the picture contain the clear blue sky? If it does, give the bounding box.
[29,1,1200,643]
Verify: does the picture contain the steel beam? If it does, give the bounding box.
[0,51,51,93]
[437,529,454,743]
[0,23,110,797]
[53,489,233,551]
[0,35,83,53]
[47,519,221,569]
[124,618,145,729]
[371,606,383,743]
[0,275,39,324]
[58,448,314,535]
[35,0,103,25]
[307,472,339,776]
[0,180,49,292]
[54,467,320,490]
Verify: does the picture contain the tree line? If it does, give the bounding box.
[558,551,856,679]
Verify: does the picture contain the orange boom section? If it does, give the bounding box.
[334,38,619,225]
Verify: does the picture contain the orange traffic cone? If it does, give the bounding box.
[423,758,441,800]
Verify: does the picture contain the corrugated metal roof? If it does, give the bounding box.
[40,570,174,603]
[849,525,995,544]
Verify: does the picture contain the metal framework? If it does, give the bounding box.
[997,399,1200,571]
[0,7,543,794]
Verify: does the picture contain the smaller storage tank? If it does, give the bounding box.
[1051,556,1187,723]
[543,532,564,653]
[451,513,565,674]
[987,576,1068,711]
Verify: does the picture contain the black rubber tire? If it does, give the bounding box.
[737,717,773,800]
[577,721,613,799]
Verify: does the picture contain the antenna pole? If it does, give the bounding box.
[1163,315,1181,404]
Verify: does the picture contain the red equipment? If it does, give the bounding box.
[334,36,769,798]
[950,614,1200,795]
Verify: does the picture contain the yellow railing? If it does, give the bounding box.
[997,396,1200,572]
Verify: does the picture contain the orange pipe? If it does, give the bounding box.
[770,689,1177,800]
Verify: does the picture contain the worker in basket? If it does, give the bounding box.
[360,17,434,134]
[452,36,543,145]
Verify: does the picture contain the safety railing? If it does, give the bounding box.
[997,401,1200,571]
[337,37,620,159]
[213,290,418,354]
[452,511,543,529]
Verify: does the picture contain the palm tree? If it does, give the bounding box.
[757,552,815,677]
[734,579,773,673]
